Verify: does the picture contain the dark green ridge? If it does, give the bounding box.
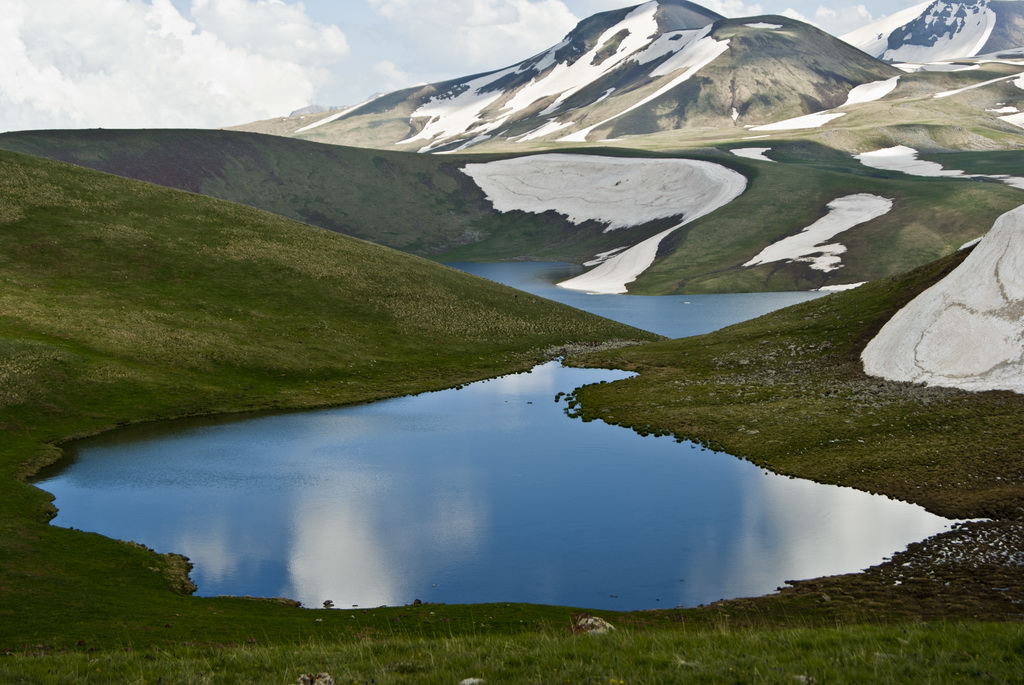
[1,129,1020,294]
[0,148,655,651]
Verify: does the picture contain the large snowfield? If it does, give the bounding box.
[462,154,747,294]
[863,204,1024,394]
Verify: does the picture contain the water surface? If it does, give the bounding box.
[35,265,955,610]
[448,261,825,338]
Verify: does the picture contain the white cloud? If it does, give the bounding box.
[812,4,875,35]
[373,60,415,91]
[0,0,350,132]
[366,0,578,76]
[699,0,765,17]
[779,7,810,23]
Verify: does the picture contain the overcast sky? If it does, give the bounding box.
[0,0,932,133]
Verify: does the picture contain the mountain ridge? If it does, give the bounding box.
[843,0,1024,62]
[233,2,898,152]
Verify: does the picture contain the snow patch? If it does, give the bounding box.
[750,112,846,132]
[842,77,900,106]
[745,22,782,29]
[463,154,745,234]
[854,145,967,177]
[515,119,574,142]
[854,145,1024,189]
[730,147,774,162]
[934,70,1024,98]
[1000,112,1024,130]
[862,204,1024,394]
[743,195,894,273]
[817,282,866,292]
[894,62,980,72]
[464,155,746,295]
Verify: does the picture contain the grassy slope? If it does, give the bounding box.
[0,148,656,651]
[630,146,1023,294]
[570,250,1024,520]
[0,130,689,269]
[564,248,1024,637]
[1,130,1021,296]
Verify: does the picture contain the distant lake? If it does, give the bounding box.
[448,262,825,338]
[34,264,956,610]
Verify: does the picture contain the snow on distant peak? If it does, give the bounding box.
[395,0,733,152]
[863,203,1024,394]
[560,26,729,142]
[399,3,670,152]
[843,0,998,62]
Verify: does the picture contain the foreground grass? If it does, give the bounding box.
[4,622,1022,684]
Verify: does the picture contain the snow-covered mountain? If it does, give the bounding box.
[255,0,898,152]
[842,0,1024,63]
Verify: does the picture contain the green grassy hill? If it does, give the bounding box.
[0,148,654,652]
[1,130,1021,296]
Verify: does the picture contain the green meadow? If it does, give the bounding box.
[2,143,1022,681]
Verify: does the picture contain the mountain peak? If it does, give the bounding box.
[652,0,725,32]
[843,0,1024,61]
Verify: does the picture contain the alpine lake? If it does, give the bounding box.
[32,262,958,611]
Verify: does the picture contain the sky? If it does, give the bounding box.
[0,0,934,133]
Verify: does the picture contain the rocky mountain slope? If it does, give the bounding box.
[233,0,899,152]
[843,0,1024,62]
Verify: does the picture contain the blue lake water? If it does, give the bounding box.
[448,261,825,338]
[33,264,956,610]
